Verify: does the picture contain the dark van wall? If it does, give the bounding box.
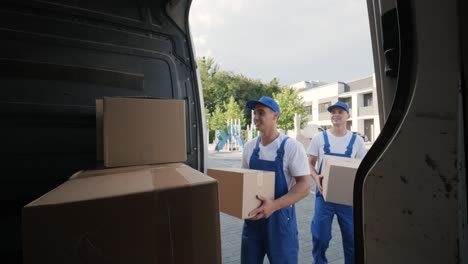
[0,1,202,262]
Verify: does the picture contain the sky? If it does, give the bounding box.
[189,0,374,86]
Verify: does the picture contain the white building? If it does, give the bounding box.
[293,74,381,143]
[290,80,328,91]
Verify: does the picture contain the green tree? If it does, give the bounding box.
[208,105,226,131]
[224,96,246,126]
[274,87,308,131]
[198,56,281,128]
[198,57,220,114]
[204,106,211,123]
[204,106,216,143]
[198,56,218,81]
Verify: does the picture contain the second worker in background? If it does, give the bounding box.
[307,101,367,264]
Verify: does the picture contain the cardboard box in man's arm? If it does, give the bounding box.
[207,168,275,219]
[321,156,362,206]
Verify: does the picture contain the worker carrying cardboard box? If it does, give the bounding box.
[241,96,311,264]
[307,101,367,264]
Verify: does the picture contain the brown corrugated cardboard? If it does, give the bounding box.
[321,155,361,206]
[96,97,187,167]
[207,168,275,219]
[96,98,103,162]
[23,163,221,264]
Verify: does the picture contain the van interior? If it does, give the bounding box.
[1,0,467,263]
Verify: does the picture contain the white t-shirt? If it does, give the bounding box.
[307,130,367,173]
[242,134,310,190]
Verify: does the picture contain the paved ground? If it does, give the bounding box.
[207,150,345,264]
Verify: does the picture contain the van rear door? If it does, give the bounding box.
[356,0,468,263]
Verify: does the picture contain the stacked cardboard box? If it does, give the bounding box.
[207,168,275,219]
[23,97,221,264]
[96,97,187,167]
[321,155,362,206]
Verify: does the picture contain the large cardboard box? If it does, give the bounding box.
[207,168,275,219]
[96,97,187,167]
[321,156,361,206]
[23,163,221,264]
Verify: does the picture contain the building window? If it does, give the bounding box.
[319,102,331,113]
[304,105,312,116]
[363,93,373,106]
[344,84,350,92]
[346,121,352,131]
[339,97,352,108]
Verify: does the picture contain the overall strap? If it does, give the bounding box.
[276,137,289,156]
[276,136,289,161]
[322,131,331,154]
[344,133,357,157]
[274,136,289,198]
[318,160,324,175]
[249,137,262,169]
[253,137,261,157]
[318,131,330,174]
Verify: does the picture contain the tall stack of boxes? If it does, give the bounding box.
[22,97,221,264]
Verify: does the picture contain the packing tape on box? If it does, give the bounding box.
[150,166,221,263]
[151,169,194,262]
[256,172,263,186]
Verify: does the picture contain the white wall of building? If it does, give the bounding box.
[300,82,339,128]
[296,75,381,143]
[290,80,328,91]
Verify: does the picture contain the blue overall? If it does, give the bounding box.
[241,137,298,264]
[312,131,356,264]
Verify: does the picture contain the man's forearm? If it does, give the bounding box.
[309,165,320,182]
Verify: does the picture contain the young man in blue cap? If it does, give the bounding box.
[241,96,310,264]
[307,101,367,264]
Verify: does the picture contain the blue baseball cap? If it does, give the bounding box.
[246,96,280,117]
[327,101,350,113]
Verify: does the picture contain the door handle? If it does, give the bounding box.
[381,8,399,77]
